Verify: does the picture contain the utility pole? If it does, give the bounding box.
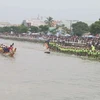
[66,20,79,35]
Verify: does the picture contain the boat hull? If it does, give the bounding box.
[44,48,50,54]
[0,48,16,57]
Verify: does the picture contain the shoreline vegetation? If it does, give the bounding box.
[0,35,100,61]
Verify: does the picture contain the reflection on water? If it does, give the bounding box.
[0,39,100,100]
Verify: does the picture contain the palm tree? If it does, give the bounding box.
[57,24,70,34]
[62,26,70,34]
[45,17,54,27]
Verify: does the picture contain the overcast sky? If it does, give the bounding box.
[0,0,100,24]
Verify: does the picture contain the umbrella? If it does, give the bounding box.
[65,34,71,37]
[88,35,94,38]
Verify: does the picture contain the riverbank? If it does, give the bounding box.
[0,35,100,61]
[0,35,87,47]
[0,35,45,43]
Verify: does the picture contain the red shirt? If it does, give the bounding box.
[8,46,13,50]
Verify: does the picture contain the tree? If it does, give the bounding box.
[18,25,28,33]
[0,27,4,33]
[56,24,70,34]
[61,24,70,34]
[2,27,11,33]
[72,21,89,36]
[90,20,100,35]
[10,26,19,34]
[39,25,49,33]
[45,17,54,27]
[30,26,39,33]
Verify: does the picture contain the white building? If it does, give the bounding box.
[23,18,46,27]
[0,22,12,27]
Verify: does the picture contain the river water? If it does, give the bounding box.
[0,39,100,100]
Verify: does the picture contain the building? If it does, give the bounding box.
[0,22,12,27]
[51,20,62,27]
[22,18,46,27]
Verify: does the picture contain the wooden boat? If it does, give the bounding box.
[44,48,50,54]
[44,42,50,54]
[0,47,17,57]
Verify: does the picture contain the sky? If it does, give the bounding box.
[0,0,100,24]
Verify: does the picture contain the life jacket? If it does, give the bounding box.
[91,45,95,51]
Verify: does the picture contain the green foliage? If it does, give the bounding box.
[10,26,19,33]
[61,25,69,34]
[30,26,39,33]
[56,24,70,34]
[0,27,4,33]
[0,25,49,34]
[72,21,89,36]
[18,25,28,33]
[39,25,49,33]
[45,16,54,27]
[90,20,100,35]
[2,27,11,33]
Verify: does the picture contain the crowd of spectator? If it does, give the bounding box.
[0,32,100,50]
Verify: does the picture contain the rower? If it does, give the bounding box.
[8,43,14,52]
[44,39,50,54]
[91,45,95,52]
[44,39,50,49]
[3,46,9,53]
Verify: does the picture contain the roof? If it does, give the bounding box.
[49,27,56,31]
